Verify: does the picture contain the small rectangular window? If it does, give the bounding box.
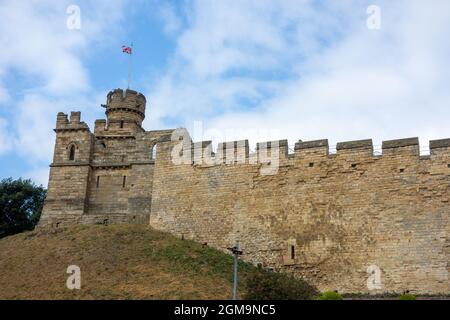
[448,164,450,168]
[122,176,126,188]
[96,176,100,188]
[290,245,295,260]
[309,162,314,168]
[120,120,124,128]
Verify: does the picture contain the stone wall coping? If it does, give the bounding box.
[430,138,450,149]
[382,137,419,149]
[295,139,329,150]
[337,139,373,150]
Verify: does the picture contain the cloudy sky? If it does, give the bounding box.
[0,0,449,186]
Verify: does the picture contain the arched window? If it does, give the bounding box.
[69,145,76,161]
[151,144,157,160]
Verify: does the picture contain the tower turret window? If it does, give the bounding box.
[69,145,76,161]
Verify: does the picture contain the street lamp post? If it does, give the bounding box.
[228,241,243,300]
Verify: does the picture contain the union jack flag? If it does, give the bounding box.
[122,45,132,54]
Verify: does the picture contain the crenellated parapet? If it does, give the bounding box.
[55,111,91,133]
[166,135,450,176]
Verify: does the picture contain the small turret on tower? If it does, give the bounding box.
[101,88,147,135]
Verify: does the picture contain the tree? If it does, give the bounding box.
[0,178,46,238]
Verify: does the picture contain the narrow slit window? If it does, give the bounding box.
[120,120,124,128]
[69,145,76,161]
[96,176,100,188]
[122,176,127,188]
[291,245,295,260]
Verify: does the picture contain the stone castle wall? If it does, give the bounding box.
[39,89,449,294]
[149,132,449,294]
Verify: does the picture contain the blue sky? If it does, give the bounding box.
[0,0,449,186]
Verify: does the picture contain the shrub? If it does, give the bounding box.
[399,293,417,300]
[318,291,343,300]
[0,178,46,238]
[244,270,319,300]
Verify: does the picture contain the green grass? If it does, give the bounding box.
[0,224,310,300]
[318,291,343,300]
[399,293,417,300]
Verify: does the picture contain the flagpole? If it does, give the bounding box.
[127,44,133,89]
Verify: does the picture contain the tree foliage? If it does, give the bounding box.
[0,178,46,238]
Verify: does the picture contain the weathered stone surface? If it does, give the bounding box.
[337,139,373,150]
[295,139,329,150]
[40,89,450,295]
[382,137,419,149]
[430,139,450,149]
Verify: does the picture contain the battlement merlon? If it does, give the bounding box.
[430,138,450,157]
[94,119,107,134]
[295,139,329,157]
[55,112,91,132]
[430,138,450,150]
[334,139,374,158]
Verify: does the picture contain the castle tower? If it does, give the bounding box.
[39,111,94,227]
[100,88,147,135]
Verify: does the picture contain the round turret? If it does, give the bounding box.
[105,88,146,126]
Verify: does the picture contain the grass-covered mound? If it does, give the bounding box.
[0,224,317,300]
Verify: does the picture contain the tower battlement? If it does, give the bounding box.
[106,88,146,120]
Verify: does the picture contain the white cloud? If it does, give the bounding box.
[24,166,50,188]
[0,0,129,164]
[147,0,450,150]
[158,2,182,35]
[0,117,13,154]
[0,1,87,93]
